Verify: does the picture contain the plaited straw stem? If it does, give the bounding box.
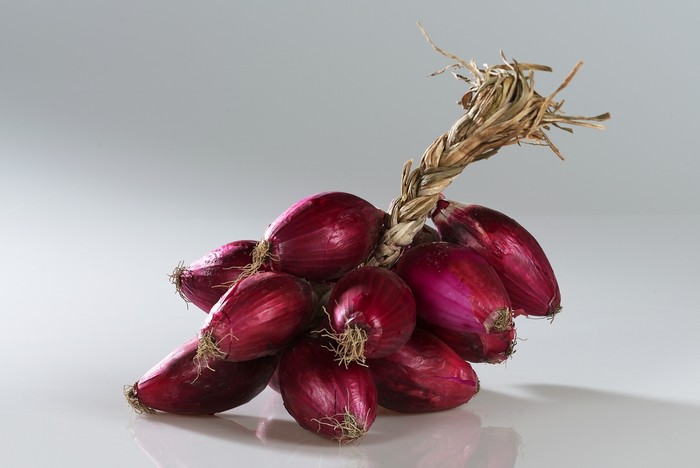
[367,26,610,269]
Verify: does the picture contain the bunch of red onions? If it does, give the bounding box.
[125,190,562,444]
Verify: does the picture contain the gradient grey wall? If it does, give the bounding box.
[2,1,698,225]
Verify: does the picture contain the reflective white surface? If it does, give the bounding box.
[2,1,699,465]
[2,212,699,467]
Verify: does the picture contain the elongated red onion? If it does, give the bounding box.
[326,266,416,365]
[432,200,561,317]
[395,242,514,336]
[368,328,479,413]
[254,192,385,281]
[124,337,277,415]
[278,337,378,443]
[197,271,315,362]
[419,320,516,364]
[170,240,264,312]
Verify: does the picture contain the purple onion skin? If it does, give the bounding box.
[395,242,513,335]
[178,240,263,312]
[132,337,277,415]
[418,320,516,364]
[278,337,378,442]
[432,200,561,317]
[264,192,385,281]
[200,271,315,362]
[328,266,416,359]
[368,328,479,413]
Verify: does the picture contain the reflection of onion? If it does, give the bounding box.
[130,414,259,466]
[361,409,482,467]
[405,409,482,468]
[255,392,280,444]
[130,390,520,467]
[468,426,520,468]
[365,409,519,468]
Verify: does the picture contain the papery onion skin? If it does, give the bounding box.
[173,240,263,312]
[126,337,277,415]
[394,242,513,335]
[264,192,385,281]
[327,266,416,362]
[419,320,516,364]
[278,337,378,443]
[368,328,479,413]
[199,271,315,362]
[432,200,561,317]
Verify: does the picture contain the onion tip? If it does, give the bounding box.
[194,331,227,370]
[312,407,369,445]
[547,305,563,323]
[123,383,156,415]
[169,261,189,305]
[225,239,273,287]
[487,308,514,334]
[323,324,369,368]
[505,335,518,361]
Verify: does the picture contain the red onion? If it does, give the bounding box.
[124,337,277,415]
[170,240,263,312]
[368,328,479,413]
[432,200,561,317]
[394,242,514,336]
[254,192,385,281]
[197,271,315,363]
[326,266,416,365]
[278,337,378,443]
[419,320,516,364]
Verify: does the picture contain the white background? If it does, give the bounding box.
[2,1,699,467]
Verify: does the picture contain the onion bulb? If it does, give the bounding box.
[278,337,377,443]
[252,192,385,281]
[196,271,315,363]
[432,200,561,317]
[368,328,479,412]
[325,266,416,366]
[170,240,262,312]
[395,242,514,336]
[125,337,277,415]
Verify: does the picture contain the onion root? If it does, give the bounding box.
[123,384,156,415]
[195,331,227,369]
[312,407,369,445]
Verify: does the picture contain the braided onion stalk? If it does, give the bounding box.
[368,24,610,268]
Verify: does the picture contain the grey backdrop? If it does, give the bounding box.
[2,0,698,225]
